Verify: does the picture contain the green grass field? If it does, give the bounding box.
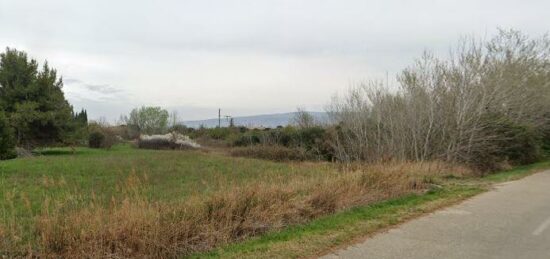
[0,144,333,216]
[0,144,335,250]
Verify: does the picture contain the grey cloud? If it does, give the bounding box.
[64,78,121,95]
[83,83,121,95]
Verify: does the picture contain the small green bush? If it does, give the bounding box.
[207,127,233,140]
[88,131,105,149]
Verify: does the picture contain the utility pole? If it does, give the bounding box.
[218,108,221,128]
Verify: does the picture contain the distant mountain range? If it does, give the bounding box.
[182,112,328,128]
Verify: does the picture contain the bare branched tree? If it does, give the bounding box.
[328,29,550,170]
[292,107,316,129]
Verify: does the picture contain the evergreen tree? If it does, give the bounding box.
[74,109,88,126]
[0,48,76,149]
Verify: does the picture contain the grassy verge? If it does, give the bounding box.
[482,160,550,183]
[192,160,550,259]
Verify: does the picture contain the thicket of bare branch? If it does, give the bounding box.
[328,29,550,171]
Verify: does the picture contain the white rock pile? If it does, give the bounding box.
[139,132,201,149]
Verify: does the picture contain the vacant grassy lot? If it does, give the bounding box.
[0,144,517,258]
[0,146,333,238]
[0,144,334,211]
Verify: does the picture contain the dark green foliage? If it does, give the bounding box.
[169,124,191,135]
[74,109,88,126]
[205,127,233,140]
[543,131,550,153]
[0,111,16,159]
[192,125,335,161]
[63,109,89,147]
[471,115,544,171]
[231,145,310,161]
[87,123,116,149]
[232,130,262,146]
[0,48,78,148]
[88,131,105,149]
[543,114,550,153]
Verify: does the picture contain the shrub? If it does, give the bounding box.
[0,111,16,160]
[88,124,116,149]
[88,131,105,149]
[470,116,544,171]
[230,145,310,161]
[544,131,550,153]
[543,114,550,153]
[232,130,262,146]
[207,127,232,140]
[169,124,191,135]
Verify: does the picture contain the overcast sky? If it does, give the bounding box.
[1,0,548,121]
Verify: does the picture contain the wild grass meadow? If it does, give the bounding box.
[0,144,469,257]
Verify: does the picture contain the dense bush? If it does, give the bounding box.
[543,114,550,153]
[470,115,544,171]
[544,131,550,153]
[169,124,192,135]
[188,125,335,161]
[88,123,116,149]
[230,145,311,161]
[88,131,105,149]
[0,111,16,160]
[232,130,262,146]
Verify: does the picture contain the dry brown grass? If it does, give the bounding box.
[0,161,471,258]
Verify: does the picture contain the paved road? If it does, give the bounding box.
[322,170,550,259]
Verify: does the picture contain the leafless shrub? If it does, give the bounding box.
[292,107,317,129]
[328,29,550,170]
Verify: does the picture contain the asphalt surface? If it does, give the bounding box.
[322,170,550,259]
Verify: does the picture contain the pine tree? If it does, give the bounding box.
[0,48,77,149]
